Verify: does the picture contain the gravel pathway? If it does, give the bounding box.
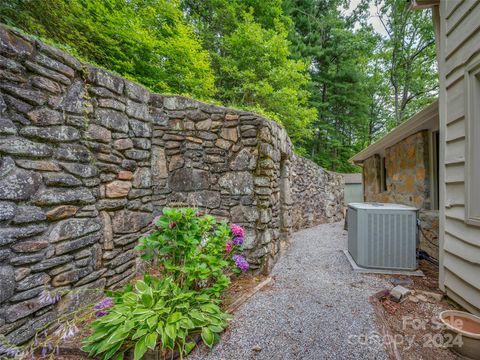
[191,222,391,360]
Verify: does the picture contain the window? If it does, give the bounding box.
[465,61,480,226]
[431,130,439,210]
[380,156,387,192]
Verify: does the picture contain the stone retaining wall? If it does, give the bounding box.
[291,156,344,230]
[0,24,343,344]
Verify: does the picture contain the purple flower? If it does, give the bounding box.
[169,222,177,229]
[150,214,162,226]
[0,343,23,357]
[54,323,79,340]
[230,224,244,238]
[233,254,249,272]
[233,236,244,245]
[39,289,62,305]
[195,211,203,217]
[93,297,114,317]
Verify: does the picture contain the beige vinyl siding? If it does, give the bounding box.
[439,0,480,315]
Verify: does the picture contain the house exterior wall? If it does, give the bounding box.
[363,130,430,208]
[437,0,480,315]
[362,130,439,259]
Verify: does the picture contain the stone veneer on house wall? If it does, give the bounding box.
[0,25,344,344]
[362,130,439,260]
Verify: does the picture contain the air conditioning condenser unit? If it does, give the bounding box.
[347,203,418,271]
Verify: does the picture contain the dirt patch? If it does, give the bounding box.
[371,260,462,360]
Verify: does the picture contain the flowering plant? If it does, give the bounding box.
[83,208,249,359]
[136,208,249,296]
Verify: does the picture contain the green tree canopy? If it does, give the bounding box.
[0,0,216,98]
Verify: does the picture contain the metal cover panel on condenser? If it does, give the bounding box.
[348,202,418,211]
[347,202,418,271]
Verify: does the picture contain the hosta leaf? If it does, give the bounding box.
[208,325,224,333]
[201,327,214,347]
[145,332,158,350]
[133,336,148,360]
[167,312,182,323]
[165,324,176,340]
[132,327,148,340]
[146,315,158,329]
[189,310,205,322]
[200,303,218,314]
[184,341,196,355]
[135,280,148,294]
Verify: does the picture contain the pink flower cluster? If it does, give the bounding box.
[226,224,249,271]
[230,224,244,237]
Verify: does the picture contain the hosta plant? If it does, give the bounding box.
[82,275,232,360]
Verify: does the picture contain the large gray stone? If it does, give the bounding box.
[60,162,98,178]
[126,100,150,121]
[231,148,257,171]
[0,266,15,303]
[218,172,254,195]
[0,137,53,157]
[87,67,124,94]
[95,108,129,133]
[33,188,95,206]
[124,80,149,102]
[85,123,112,143]
[0,83,46,106]
[6,297,50,323]
[0,167,41,200]
[30,255,72,271]
[55,233,101,255]
[60,79,86,113]
[132,167,151,188]
[0,117,17,135]
[169,168,210,191]
[35,52,75,77]
[56,144,92,163]
[112,210,151,234]
[16,272,50,291]
[129,118,151,137]
[0,224,47,246]
[49,218,101,243]
[231,205,259,222]
[0,25,33,57]
[0,201,16,221]
[12,205,45,224]
[43,172,82,187]
[27,108,63,125]
[25,60,71,85]
[20,125,81,142]
[186,191,221,209]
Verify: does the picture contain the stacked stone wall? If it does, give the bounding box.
[0,24,343,344]
[291,156,344,230]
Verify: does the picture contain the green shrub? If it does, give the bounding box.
[83,208,249,359]
[135,208,243,297]
[82,275,232,359]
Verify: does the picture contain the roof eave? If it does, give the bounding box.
[349,100,439,164]
[408,0,440,10]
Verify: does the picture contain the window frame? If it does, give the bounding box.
[465,60,480,226]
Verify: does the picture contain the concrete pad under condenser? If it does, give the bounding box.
[342,250,424,277]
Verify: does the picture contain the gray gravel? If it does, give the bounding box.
[190,222,390,360]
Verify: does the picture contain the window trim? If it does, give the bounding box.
[465,60,480,226]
